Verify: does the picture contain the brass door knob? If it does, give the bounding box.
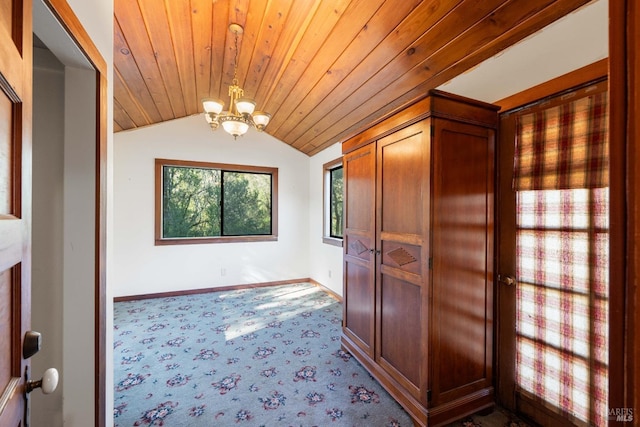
[498,274,516,286]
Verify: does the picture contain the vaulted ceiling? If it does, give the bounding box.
[114,0,591,156]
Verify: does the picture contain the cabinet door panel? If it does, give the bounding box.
[343,144,376,357]
[430,119,495,405]
[376,121,431,404]
[345,146,374,232]
[379,275,422,397]
[344,260,374,352]
[378,125,427,236]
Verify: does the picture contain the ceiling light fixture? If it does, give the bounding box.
[202,23,271,139]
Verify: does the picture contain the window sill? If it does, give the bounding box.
[322,236,343,247]
[156,235,278,246]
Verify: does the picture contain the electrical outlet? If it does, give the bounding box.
[221,268,226,276]
[328,270,332,278]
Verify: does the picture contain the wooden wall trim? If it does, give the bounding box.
[608,1,633,422]
[308,278,342,302]
[41,2,108,427]
[114,278,342,303]
[628,1,640,417]
[495,58,608,113]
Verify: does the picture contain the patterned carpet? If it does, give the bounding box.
[113,282,530,426]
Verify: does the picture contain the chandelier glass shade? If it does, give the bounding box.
[203,24,271,139]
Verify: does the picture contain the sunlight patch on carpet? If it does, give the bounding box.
[113,282,412,426]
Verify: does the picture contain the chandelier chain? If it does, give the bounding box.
[232,28,239,84]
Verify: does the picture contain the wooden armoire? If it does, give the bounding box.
[341,90,498,426]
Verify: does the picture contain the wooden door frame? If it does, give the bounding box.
[609,0,639,421]
[496,70,608,426]
[497,2,638,423]
[38,1,107,426]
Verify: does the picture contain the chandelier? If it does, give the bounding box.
[202,23,271,139]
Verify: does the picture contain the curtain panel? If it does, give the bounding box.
[513,92,608,191]
[513,88,609,425]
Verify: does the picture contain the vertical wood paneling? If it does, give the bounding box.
[290,0,484,150]
[233,0,268,94]
[113,20,162,126]
[165,0,198,115]
[268,0,386,137]
[113,97,137,131]
[342,0,591,152]
[277,0,422,144]
[113,0,594,155]
[223,0,250,90]
[190,0,213,110]
[209,0,230,101]
[296,0,562,151]
[136,0,187,118]
[414,0,591,91]
[241,0,291,104]
[114,0,174,121]
[113,66,155,126]
[260,0,352,119]
[253,0,319,106]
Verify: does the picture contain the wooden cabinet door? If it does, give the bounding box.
[429,118,495,407]
[375,121,431,403]
[342,143,376,357]
[0,0,32,426]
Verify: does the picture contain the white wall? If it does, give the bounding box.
[32,47,65,427]
[30,55,98,427]
[62,66,97,425]
[438,0,608,102]
[308,143,344,296]
[32,0,114,425]
[61,1,116,425]
[113,115,310,297]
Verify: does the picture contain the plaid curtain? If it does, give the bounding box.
[514,91,609,426]
[513,92,608,191]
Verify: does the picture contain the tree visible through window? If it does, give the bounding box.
[156,159,277,244]
[323,158,343,246]
[329,166,343,238]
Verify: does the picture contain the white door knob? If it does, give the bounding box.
[26,368,59,394]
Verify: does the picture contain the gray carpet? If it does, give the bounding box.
[114,283,413,426]
[113,282,530,426]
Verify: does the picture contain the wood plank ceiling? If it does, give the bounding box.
[114,0,591,156]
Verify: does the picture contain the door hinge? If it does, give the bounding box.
[428,257,433,269]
